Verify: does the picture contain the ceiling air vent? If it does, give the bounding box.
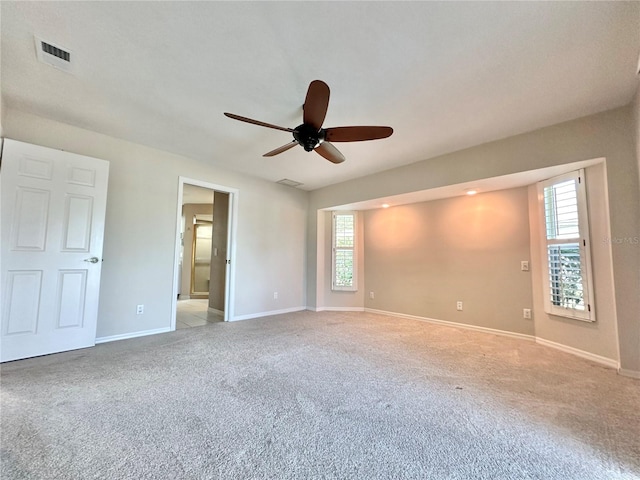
[41,42,69,62]
[34,36,73,73]
[276,178,303,188]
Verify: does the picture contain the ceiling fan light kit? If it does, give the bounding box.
[294,123,325,152]
[224,80,393,164]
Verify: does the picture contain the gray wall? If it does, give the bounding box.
[308,106,640,374]
[363,187,534,336]
[3,108,309,338]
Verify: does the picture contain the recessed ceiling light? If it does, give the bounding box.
[466,189,478,196]
[382,203,390,208]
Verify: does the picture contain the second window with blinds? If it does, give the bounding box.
[537,169,595,322]
[332,212,357,291]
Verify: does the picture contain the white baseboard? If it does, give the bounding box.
[310,306,365,313]
[95,327,171,344]
[208,307,224,316]
[231,306,306,322]
[366,308,621,370]
[365,308,535,342]
[618,368,640,379]
[534,337,619,370]
[178,294,191,300]
[93,309,628,376]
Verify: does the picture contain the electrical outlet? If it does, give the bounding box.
[456,301,463,311]
[369,291,375,299]
[521,261,529,271]
[273,292,278,299]
[136,304,144,315]
[523,308,531,319]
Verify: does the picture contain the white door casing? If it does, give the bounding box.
[1,139,109,362]
[172,177,237,326]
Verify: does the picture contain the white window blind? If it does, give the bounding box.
[538,170,594,321]
[332,212,357,291]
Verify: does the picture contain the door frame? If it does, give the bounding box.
[171,177,238,327]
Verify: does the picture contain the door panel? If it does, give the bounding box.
[18,155,54,180]
[62,195,93,251]
[4,270,42,335]
[12,187,50,250]
[67,166,96,186]
[55,270,87,328]
[1,139,109,362]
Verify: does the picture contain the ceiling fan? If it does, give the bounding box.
[224,80,393,164]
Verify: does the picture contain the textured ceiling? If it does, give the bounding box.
[1,1,638,191]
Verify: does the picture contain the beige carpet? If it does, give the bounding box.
[1,310,639,479]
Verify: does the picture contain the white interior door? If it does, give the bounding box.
[1,139,109,362]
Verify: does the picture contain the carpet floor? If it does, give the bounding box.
[1,310,639,479]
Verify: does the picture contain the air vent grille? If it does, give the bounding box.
[34,36,73,73]
[276,178,303,188]
[41,41,70,62]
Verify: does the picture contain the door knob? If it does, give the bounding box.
[84,257,100,264]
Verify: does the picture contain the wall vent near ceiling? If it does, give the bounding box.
[276,178,303,188]
[34,36,73,73]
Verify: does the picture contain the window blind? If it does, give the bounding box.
[538,170,594,321]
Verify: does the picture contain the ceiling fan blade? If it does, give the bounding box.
[315,142,345,164]
[303,80,330,130]
[324,126,393,142]
[224,112,293,133]
[263,141,298,157]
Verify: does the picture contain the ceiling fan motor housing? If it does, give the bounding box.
[294,124,324,151]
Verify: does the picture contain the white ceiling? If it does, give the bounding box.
[1,2,638,191]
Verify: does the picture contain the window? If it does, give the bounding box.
[537,170,595,322]
[332,212,357,291]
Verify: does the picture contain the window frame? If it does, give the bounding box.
[331,211,357,292]
[537,169,595,322]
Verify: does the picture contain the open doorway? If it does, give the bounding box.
[171,177,238,330]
